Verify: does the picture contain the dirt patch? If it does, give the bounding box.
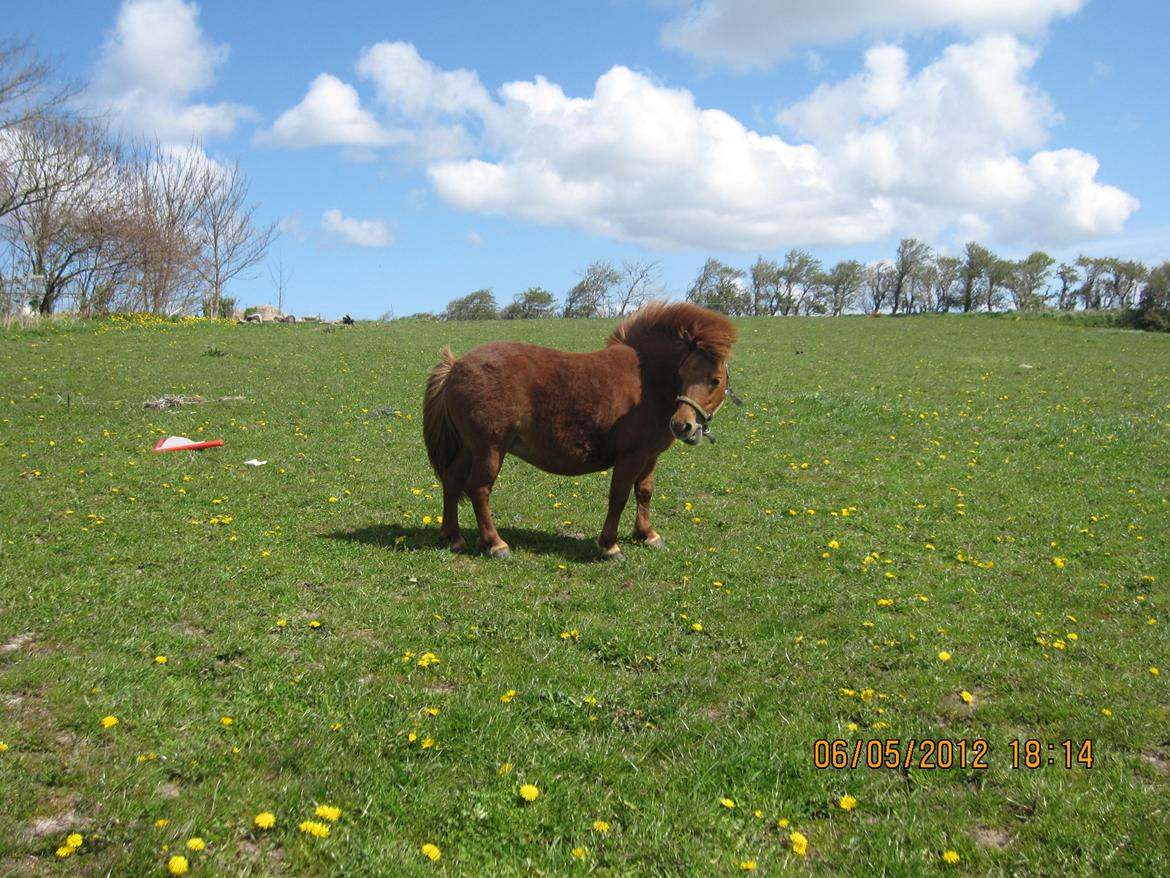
[28,808,86,838]
[970,825,1012,850]
[1140,749,1170,775]
[1,632,37,654]
[157,782,182,800]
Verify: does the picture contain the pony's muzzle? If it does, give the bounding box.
[670,416,703,444]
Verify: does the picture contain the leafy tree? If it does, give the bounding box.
[749,257,780,316]
[445,288,497,320]
[932,255,963,312]
[686,258,749,315]
[1140,262,1170,311]
[1005,251,1055,311]
[563,261,620,318]
[500,286,556,319]
[960,242,994,313]
[890,238,932,315]
[779,248,823,316]
[865,261,894,313]
[820,259,865,316]
[1055,262,1080,311]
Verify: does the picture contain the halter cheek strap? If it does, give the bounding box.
[673,365,743,443]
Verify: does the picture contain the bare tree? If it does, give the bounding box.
[125,141,205,314]
[2,116,122,313]
[608,259,660,317]
[269,249,292,316]
[1,39,77,218]
[194,159,277,319]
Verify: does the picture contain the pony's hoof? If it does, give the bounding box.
[489,545,512,559]
[640,534,665,549]
[447,537,468,553]
[599,545,625,561]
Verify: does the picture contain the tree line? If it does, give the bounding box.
[438,242,1170,328]
[0,40,275,318]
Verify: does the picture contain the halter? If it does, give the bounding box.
[674,365,743,443]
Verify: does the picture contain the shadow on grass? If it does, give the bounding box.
[324,523,605,563]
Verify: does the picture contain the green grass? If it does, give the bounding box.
[1,312,1167,876]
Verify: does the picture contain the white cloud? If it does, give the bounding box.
[265,39,1137,250]
[431,36,1134,248]
[321,208,393,248]
[776,36,1137,242]
[357,41,492,119]
[257,74,391,148]
[661,0,1088,68]
[89,0,253,140]
[257,42,484,160]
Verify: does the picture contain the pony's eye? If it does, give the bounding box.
[709,376,721,388]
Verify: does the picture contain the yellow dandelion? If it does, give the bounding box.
[421,842,441,862]
[592,820,610,833]
[691,622,703,632]
[741,861,758,871]
[938,650,952,662]
[298,820,331,838]
[790,831,809,856]
[0,741,8,752]
[220,716,233,726]
[65,833,83,848]
[720,797,736,809]
[942,849,961,864]
[55,845,75,858]
[101,715,118,729]
[1151,667,1161,676]
[519,783,540,802]
[498,762,513,775]
[186,837,205,852]
[315,804,341,822]
[254,812,276,830]
[500,689,516,703]
[1052,557,1066,569]
[838,794,858,811]
[167,855,189,875]
[154,819,169,829]
[572,847,588,860]
[155,655,168,664]
[1102,708,1113,717]
[960,690,974,704]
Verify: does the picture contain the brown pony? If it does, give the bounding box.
[422,301,738,559]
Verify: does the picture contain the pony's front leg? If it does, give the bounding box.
[632,457,664,549]
[598,458,641,560]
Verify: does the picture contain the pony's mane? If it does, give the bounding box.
[608,300,737,361]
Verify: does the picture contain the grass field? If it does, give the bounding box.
[1,312,1167,876]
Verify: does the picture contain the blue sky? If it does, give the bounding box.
[9,0,1168,318]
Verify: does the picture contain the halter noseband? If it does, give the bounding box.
[674,365,743,443]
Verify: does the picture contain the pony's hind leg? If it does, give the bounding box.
[439,449,471,552]
[465,447,511,559]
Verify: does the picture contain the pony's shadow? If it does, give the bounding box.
[325,523,603,563]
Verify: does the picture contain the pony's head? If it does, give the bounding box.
[671,352,731,444]
[609,301,739,444]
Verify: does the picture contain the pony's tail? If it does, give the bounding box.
[423,346,461,478]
